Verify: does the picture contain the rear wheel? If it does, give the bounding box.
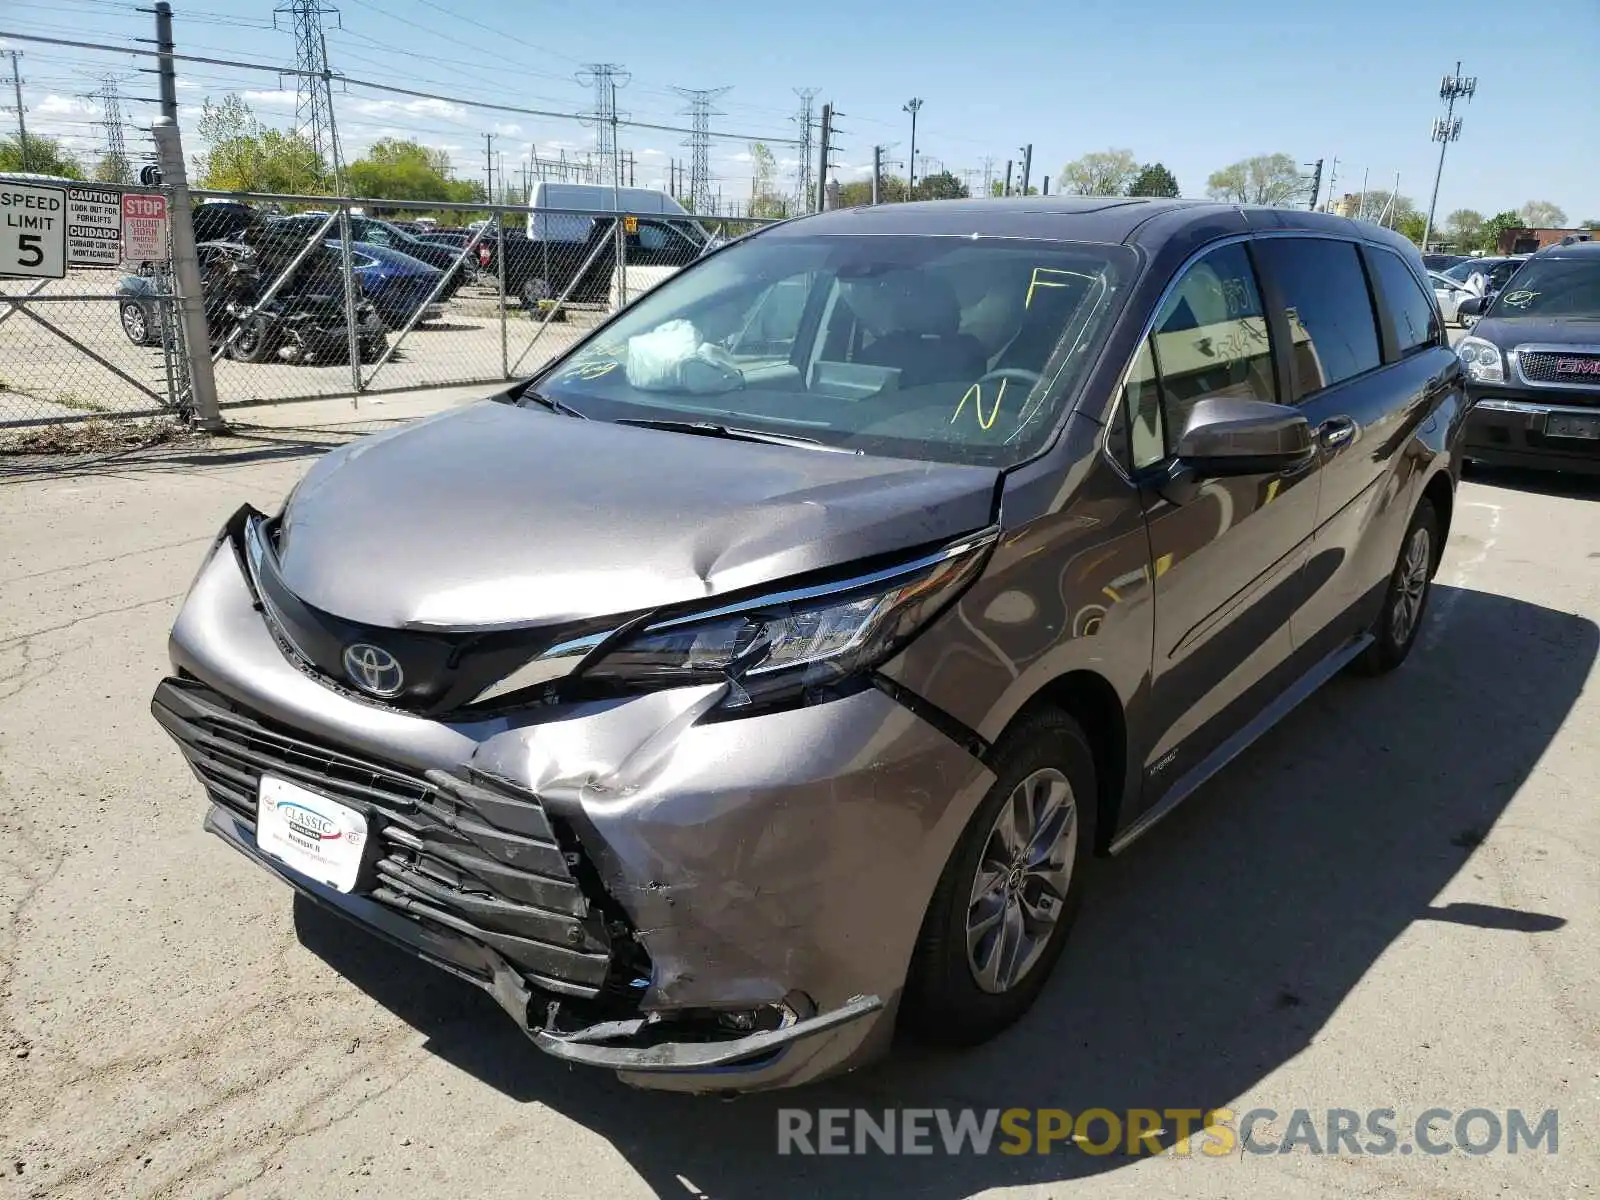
[1355,497,1439,675]
[120,302,152,346]
[901,710,1096,1047]
[226,317,275,363]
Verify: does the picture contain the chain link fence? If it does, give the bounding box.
[0,186,779,432]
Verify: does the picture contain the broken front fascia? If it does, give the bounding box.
[169,511,1001,1087]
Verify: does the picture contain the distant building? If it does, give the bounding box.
[1496,227,1594,255]
[1331,193,1362,219]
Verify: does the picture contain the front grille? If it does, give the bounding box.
[1519,350,1600,391]
[152,677,642,1002]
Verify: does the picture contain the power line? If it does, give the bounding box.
[576,63,628,187]
[0,29,806,146]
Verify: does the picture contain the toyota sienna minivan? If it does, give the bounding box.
[153,197,1467,1093]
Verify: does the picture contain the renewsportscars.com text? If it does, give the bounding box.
[776,1107,1559,1157]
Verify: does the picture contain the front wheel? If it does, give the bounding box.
[1355,497,1440,675]
[120,302,153,346]
[901,710,1096,1047]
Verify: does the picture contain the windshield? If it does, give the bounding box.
[529,232,1135,467]
[1486,257,1600,318]
[1441,261,1478,283]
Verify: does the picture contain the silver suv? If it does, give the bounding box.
[152,197,1467,1094]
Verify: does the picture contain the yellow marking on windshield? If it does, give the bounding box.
[950,377,1008,430]
[1154,552,1173,578]
[1264,478,1280,504]
[1025,266,1093,309]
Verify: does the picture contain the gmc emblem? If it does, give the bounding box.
[1556,357,1600,376]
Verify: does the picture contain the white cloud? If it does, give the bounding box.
[175,79,199,91]
[638,148,666,158]
[494,122,523,137]
[37,95,97,117]
[351,96,467,121]
[242,89,298,108]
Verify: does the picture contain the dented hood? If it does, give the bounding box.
[276,400,999,629]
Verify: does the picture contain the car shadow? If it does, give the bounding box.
[293,582,1594,1196]
[1463,461,1600,500]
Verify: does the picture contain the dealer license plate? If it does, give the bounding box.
[256,775,369,893]
[1546,412,1600,440]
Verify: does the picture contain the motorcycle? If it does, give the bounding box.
[214,240,388,366]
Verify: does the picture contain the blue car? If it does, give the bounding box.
[331,240,447,329]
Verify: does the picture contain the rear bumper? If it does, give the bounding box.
[1465,394,1600,474]
[153,527,994,1092]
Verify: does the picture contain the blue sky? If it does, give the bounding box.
[4,0,1596,221]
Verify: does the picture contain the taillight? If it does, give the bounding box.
[478,245,491,267]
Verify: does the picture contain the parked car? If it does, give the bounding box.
[340,240,447,328]
[269,213,476,294]
[116,241,248,346]
[1429,269,1475,327]
[1459,239,1600,474]
[1422,253,1470,272]
[191,200,262,244]
[152,197,1464,1095]
[1437,255,1530,327]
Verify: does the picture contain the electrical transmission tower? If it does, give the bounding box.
[673,86,730,214]
[274,0,343,182]
[89,75,129,183]
[793,87,818,214]
[577,64,630,186]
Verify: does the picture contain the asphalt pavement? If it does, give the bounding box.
[0,404,1595,1199]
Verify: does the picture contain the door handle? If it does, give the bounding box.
[1318,416,1357,449]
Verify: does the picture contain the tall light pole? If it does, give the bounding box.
[903,97,922,195]
[1422,63,1475,250]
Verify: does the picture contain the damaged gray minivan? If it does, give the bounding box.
[153,197,1467,1093]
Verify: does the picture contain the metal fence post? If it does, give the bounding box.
[498,213,508,379]
[613,215,628,312]
[337,203,361,404]
[151,118,223,430]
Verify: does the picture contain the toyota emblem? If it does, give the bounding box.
[342,643,405,697]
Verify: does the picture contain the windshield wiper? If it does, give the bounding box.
[612,418,857,453]
[518,388,588,419]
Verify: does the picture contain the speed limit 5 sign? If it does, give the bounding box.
[1,182,68,279]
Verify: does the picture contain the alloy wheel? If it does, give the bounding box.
[1390,525,1432,647]
[965,767,1078,994]
[121,303,148,344]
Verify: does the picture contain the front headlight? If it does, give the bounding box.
[577,528,998,713]
[1456,335,1504,384]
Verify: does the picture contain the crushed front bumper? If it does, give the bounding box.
[153,528,994,1092]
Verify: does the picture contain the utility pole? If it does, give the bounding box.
[1019,144,1032,195]
[1357,166,1369,222]
[1306,158,1324,210]
[981,156,994,197]
[817,103,832,211]
[1042,175,1049,196]
[4,51,27,172]
[1423,62,1476,250]
[1324,157,1340,212]
[1003,159,1013,196]
[903,97,923,194]
[871,144,882,205]
[483,132,496,203]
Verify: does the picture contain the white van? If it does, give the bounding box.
[525,183,711,309]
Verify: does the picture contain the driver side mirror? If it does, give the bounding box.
[1173,397,1314,478]
[1455,295,1484,317]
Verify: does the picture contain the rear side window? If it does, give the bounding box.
[1254,239,1382,400]
[1368,248,1441,355]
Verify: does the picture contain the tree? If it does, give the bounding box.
[347,138,468,203]
[1205,153,1309,207]
[0,134,85,178]
[93,152,132,185]
[1517,200,1567,228]
[837,173,907,207]
[1478,210,1523,254]
[746,141,790,218]
[1444,208,1483,242]
[1353,190,1416,226]
[913,169,968,201]
[1582,219,1600,230]
[1396,212,1428,246]
[193,94,327,193]
[1127,162,1180,198]
[1060,148,1138,196]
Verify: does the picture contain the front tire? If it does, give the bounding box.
[1355,497,1440,675]
[901,710,1096,1047]
[120,302,152,346]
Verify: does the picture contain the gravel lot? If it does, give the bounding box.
[0,414,1596,1199]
